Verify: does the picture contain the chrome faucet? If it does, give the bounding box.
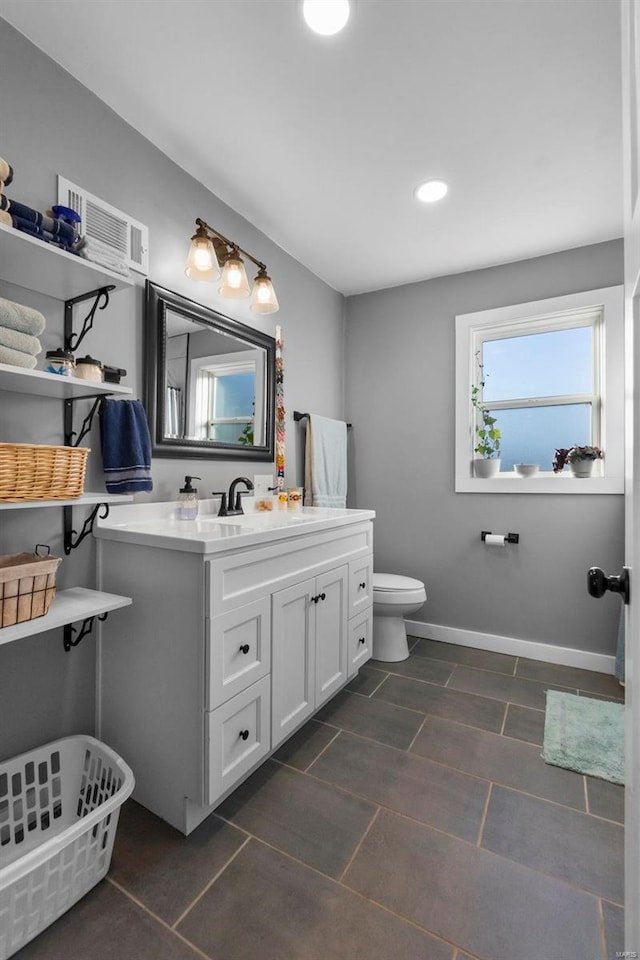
[212,476,255,516]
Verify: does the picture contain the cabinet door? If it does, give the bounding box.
[206,597,271,710]
[272,577,316,748]
[205,675,271,806]
[349,556,374,618]
[315,565,348,707]
[348,608,373,678]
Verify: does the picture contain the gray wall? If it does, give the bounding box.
[345,240,625,656]
[0,23,345,760]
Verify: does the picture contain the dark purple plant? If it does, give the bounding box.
[552,445,603,473]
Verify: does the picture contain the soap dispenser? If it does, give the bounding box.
[178,476,201,520]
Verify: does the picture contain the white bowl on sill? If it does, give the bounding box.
[514,464,539,477]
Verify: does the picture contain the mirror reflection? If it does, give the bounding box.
[145,282,275,461]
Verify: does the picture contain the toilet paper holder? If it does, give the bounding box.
[481,530,520,544]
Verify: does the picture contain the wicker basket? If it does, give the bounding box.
[0,548,61,628]
[0,443,89,501]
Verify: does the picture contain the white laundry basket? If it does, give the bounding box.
[0,735,134,959]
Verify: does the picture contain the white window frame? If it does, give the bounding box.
[188,349,265,444]
[455,286,624,494]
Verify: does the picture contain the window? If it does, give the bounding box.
[455,287,624,493]
[188,349,265,446]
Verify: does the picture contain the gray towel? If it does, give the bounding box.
[0,297,46,336]
[0,344,38,369]
[0,326,41,356]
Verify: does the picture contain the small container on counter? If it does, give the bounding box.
[277,491,288,510]
[287,487,303,510]
[45,349,75,377]
[75,355,104,383]
[177,476,201,520]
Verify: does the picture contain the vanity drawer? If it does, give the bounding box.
[206,598,271,710]
[348,608,373,678]
[205,675,271,805]
[348,556,373,617]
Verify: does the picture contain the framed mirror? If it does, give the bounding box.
[145,281,275,460]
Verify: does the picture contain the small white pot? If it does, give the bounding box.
[473,458,501,479]
[570,459,595,478]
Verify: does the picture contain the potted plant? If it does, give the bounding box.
[471,352,501,478]
[552,445,603,478]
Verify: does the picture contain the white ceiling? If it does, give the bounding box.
[0,0,623,296]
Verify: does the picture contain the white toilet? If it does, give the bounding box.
[372,573,427,662]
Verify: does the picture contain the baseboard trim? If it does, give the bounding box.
[404,620,616,675]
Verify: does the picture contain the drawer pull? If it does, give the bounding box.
[239,729,250,741]
[311,593,326,604]
[239,643,250,655]
[319,592,326,601]
[359,581,366,589]
[358,636,366,645]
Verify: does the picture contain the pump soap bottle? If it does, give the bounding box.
[178,476,201,520]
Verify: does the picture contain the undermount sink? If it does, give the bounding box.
[198,511,314,528]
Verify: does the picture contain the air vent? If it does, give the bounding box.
[57,175,149,275]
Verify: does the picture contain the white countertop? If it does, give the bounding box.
[95,499,375,554]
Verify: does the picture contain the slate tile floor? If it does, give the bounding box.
[15,638,625,960]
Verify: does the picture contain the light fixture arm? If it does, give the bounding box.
[195,218,267,271]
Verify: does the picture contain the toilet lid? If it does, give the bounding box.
[373,573,425,592]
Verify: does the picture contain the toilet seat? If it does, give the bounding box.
[373,573,426,606]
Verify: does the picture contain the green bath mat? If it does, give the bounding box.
[542,690,624,785]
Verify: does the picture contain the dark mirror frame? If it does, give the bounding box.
[145,280,275,460]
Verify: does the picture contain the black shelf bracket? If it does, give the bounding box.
[64,285,115,354]
[64,502,110,555]
[64,395,104,448]
[63,612,108,653]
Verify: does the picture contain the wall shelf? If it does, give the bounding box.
[0,363,132,400]
[0,493,133,511]
[0,587,132,647]
[0,221,134,299]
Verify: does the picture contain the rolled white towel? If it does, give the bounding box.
[0,344,38,369]
[79,248,131,277]
[0,326,41,356]
[0,296,46,336]
[78,235,127,261]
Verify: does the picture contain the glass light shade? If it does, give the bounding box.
[185,235,220,280]
[250,272,279,314]
[219,255,251,298]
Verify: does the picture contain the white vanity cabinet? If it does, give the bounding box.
[96,504,374,834]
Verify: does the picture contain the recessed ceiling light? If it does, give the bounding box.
[415,180,449,203]
[303,0,350,36]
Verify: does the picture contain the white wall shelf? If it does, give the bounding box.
[0,493,133,511]
[0,221,134,299]
[0,363,132,399]
[0,587,132,647]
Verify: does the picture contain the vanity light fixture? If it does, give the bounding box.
[414,179,449,203]
[185,219,280,313]
[302,0,350,35]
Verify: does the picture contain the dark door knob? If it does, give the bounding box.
[239,644,250,655]
[239,729,250,741]
[587,567,630,604]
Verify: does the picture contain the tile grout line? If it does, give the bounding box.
[583,775,590,814]
[597,897,608,960]
[443,663,456,688]
[170,834,251,930]
[303,726,342,773]
[499,702,509,736]
[476,782,493,847]
[337,805,382,882]
[513,656,519,677]
[106,877,213,960]
[365,671,391,698]
[406,713,428,753]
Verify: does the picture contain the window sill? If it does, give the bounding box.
[455,473,623,494]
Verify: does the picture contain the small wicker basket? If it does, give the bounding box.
[0,442,89,502]
[0,547,61,628]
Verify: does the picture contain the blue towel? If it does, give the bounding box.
[100,399,153,493]
[1,197,76,245]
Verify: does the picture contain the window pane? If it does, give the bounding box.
[490,404,592,472]
[210,422,252,443]
[482,327,592,401]
[213,372,255,418]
